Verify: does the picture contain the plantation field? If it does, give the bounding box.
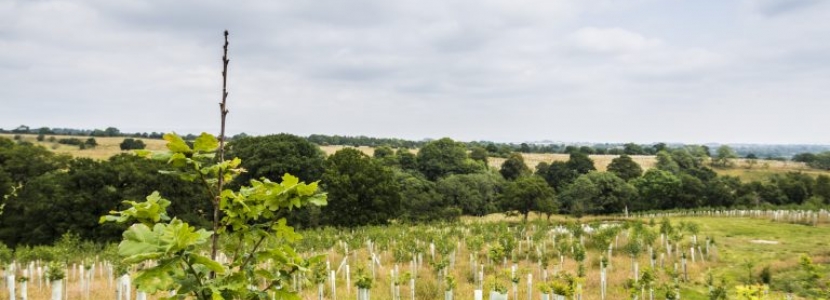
[0,133,166,160]
[2,213,828,299]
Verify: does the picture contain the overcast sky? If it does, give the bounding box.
[1,0,829,144]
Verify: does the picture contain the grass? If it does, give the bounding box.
[1,214,828,299]
[0,133,167,160]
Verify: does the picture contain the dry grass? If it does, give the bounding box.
[1,133,166,160]
[713,159,830,182]
[489,153,657,172]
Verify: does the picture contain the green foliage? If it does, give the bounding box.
[713,145,738,168]
[469,146,489,167]
[499,153,530,181]
[355,268,373,289]
[104,131,328,300]
[0,242,11,266]
[417,137,478,180]
[607,155,643,181]
[46,261,66,281]
[560,172,636,216]
[633,169,682,210]
[120,138,146,150]
[445,275,456,291]
[435,172,505,216]
[227,134,326,184]
[500,175,556,220]
[397,171,460,223]
[537,161,576,192]
[566,152,596,175]
[321,148,400,226]
[0,153,211,246]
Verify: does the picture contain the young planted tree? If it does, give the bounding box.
[101,31,328,300]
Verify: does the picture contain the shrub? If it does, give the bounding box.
[120,138,146,150]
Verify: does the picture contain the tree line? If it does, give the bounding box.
[2,134,830,247]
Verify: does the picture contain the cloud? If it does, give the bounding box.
[571,27,662,54]
[749,0,822,17]
[1,0,830,144]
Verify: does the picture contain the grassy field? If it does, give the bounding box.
[0,133,167,160]
[2,214,828,299]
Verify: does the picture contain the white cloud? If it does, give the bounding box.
[1,0,829,144]
[571,27,662,54]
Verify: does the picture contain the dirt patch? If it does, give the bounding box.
[750,239,779,244]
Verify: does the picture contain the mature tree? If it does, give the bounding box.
[373,145,394,159]
[500,153,530,181]
[321,148,401,226]
[676,173,705,209]
[0,140,68,184]
[713,145,738,168]
[655,151,680,174]
[396,148,418,171]
[373,145,398,166]
[624,143,645,155]
[792,153,818,164]
[469,146,490,167]
[651,143,668,154]
[0,154,211,246]
[566,152,596,175]
[704,175,741,208]
[436,172,505,216]
[814,175,830,203]
[397,171,460,223]
[807,152,830,170]
[104,127,121,137]
[0,168,12,201]
[500,175,556,221]
[579,146,595,154]
[771,172,814,205]
[560,172,637,216]
[519,143,532,153]
[559,175,599,218]
[540,161,576,191]
[417,137,476,180]
[632,169,681,211]
[227,134,326,184]
[607,155,643,181]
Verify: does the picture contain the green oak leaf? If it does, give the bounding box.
[164,133,192,154]
[191,253,226,275]
[193,132,219,152]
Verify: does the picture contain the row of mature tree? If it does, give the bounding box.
[793,152,830,170]
[3,134,830,247]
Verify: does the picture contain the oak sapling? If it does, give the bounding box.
[101,31,328,300]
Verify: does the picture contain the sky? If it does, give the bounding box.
[1,0,829,144]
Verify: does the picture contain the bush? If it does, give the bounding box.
[85,137,98,148]
[760,266,772,285]
[57,138,83,146]
[120,138,146,150]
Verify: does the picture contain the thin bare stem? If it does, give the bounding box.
[212,30,230,270]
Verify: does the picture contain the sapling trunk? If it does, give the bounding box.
[212,30,230,265]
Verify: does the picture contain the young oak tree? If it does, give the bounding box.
[101,31,327,300]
